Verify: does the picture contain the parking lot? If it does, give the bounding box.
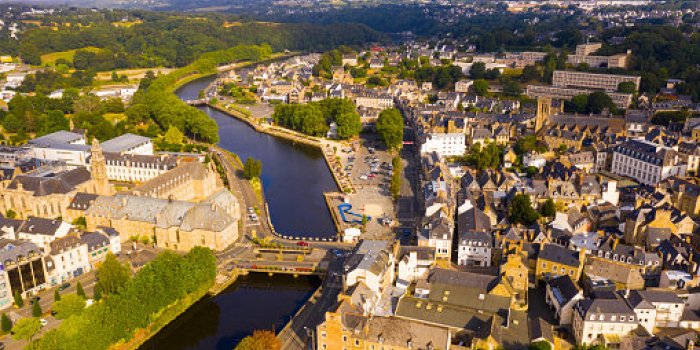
[335,134,396,240]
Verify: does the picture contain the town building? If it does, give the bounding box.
[546,274,584,325]
[611,139,686,185]
[84,189,240,252]
[573,296,639,346]
[552,70,641,92]
[47,234,91,285]
[536,243,586,283]
[0,239,46,309]
[419,133,466,159]
[343,240,396,299]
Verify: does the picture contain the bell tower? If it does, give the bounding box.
[90,138,113,195]
[535,97,552,133]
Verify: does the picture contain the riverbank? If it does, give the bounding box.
[118,287,211,350]
[207,102,352,240]
[208,102,354,197]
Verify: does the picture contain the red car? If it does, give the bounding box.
[296,241,309,247]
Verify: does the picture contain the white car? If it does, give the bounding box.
[40,319,47,327]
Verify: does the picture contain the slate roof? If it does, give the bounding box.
[539,243,580,267]
[8,167,91,196]
[547,275,579,305]
[18,216,64,236]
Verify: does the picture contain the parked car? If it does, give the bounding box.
[59,282,70,291]
[296,241,309,247]
[359,175,368,180]
[39,319,47,327]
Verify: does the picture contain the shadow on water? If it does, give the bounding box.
[140,274,319,350]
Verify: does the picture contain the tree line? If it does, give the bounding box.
[272,98,362,139]
[30,247,217,350]
[128,44,274,144]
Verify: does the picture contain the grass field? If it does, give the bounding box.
[95,68,175,82]
[112,20,143,28]
[104,113,127,124]
[40,46,102,66]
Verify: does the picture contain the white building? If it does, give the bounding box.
[573,297,639,346]
[455,79,473,93]
[100,133,154,156]
[17,217,73,251]
[396,246,434,289]
[457,230,493,267]
[420,133,466,159]
[456,204,493,266]
[611,139,686,185]
[627,290,685,328]
[524,151,547,169]
[29,131,90,166]
[344,240,395,299]
[102,153,177,183]
[47,235,91,285]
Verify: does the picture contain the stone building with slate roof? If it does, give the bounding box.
[85,188,240,252]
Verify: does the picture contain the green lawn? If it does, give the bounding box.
[40,46,102,66]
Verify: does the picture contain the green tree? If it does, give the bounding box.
[93,284,102,302]
[0,313,11,333]
[376,109,404,150]
[472,79,489,96]
[469,62,486,79]
[32,300,42,317]
[13,290,23,308]
[76,282,85,299]
[541,198,557,218]
[587,91,616,114]
[335,112,362,139]
[521,65,541,82]
[243,157,263,180]
[5,209,16,219]
[530,340,553,350]
[96,253,131,295]
[12,317,41,344]
[51,294,86,320]
[234,330,281,350]
[509,194,540,226]
[54,290,61,302]
[125,103,151,124]
[164,125,185,144]
[390,156,402,200]
[617,81,637,93]
[73,94,102,115]
[569,94,589,113]
[502,79,522,97]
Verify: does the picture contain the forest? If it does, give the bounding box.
[1,10,384,70]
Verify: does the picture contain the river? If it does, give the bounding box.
[140,74,335,349]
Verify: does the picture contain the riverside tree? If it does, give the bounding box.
[52,294,86,320]
[97,253,131,295]
[243,158,263,179]
[234,330,281,350]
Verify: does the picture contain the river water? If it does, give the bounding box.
[140,74,336,349]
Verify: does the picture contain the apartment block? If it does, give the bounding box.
[552,70,641,92]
